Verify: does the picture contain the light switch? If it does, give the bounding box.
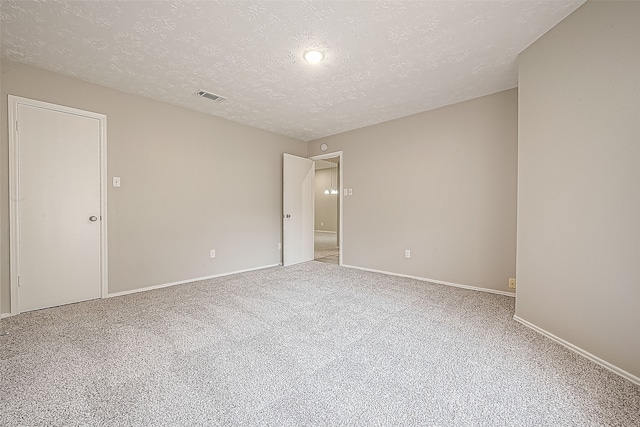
[112,176,121,187]
[348,188,353,195]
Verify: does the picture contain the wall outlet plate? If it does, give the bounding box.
[509,278,516,289]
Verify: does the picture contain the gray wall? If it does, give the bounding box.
[314,166,338,232]
[308,89,518,294]
[516,1,640,380]
[0,60,305,313]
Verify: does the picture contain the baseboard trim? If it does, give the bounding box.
[341,264,515,297]
[107,264,280,299]
[1,313,12,319]
[314,230,337,234]
[513,315,640,386]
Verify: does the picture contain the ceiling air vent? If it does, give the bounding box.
[195,90,227,103]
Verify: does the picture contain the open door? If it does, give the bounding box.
[283,153,314,266]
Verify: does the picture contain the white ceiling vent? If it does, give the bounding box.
[195,90,227,103]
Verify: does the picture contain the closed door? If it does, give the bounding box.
[11,96,105,312]
[283,153,314,266]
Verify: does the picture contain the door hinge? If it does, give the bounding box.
[17,275,21,287]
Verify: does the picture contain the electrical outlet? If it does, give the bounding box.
[405,249,411,258]
[508,278,516,289]
[210,250,216,258]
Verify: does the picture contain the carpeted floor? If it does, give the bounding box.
[1,262,638,426]
[314,231,339,263]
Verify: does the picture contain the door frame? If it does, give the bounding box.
[310,151,343,266]
[8,95,108,316]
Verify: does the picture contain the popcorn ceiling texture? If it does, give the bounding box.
[0,0,584,141]
[0,262,638,425]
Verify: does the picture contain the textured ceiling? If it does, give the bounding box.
[0,0,585,141]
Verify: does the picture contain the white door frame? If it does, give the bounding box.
[310,151,343,266]
[8,95,108,316]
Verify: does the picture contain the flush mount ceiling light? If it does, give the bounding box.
[303,49,325,64]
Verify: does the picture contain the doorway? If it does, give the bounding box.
[9,96,107,314]
[313,156,340,264]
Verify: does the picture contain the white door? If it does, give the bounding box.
[10,96,105,313]
[283,153,314,266]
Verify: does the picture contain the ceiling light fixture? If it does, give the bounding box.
[303,49,325,64]
[324,163,338,195]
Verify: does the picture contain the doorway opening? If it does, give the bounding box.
[313,157,340,264]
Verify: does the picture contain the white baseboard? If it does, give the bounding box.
[341,264,515,297]
[314,230,337,234]
[0,313,12,319]
[107,264,280,298]
[513,315,640,386]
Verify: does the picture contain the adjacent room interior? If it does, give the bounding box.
[0,0,638,425]
[314,158,340,265]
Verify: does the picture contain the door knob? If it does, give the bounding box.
[285,214,291,218]
[89,216,98,222]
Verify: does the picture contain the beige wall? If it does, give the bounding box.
[308,89,518,294]
[516,1,640,380]
[0,60,305,313]
[314,166,339,232]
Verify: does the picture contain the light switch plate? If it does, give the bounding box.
[112,177,121,187]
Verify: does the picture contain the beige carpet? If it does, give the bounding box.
[314,230,339,260]
[1,261,638,426]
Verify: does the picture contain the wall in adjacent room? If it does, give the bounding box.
[314,165,339,232]
[516,1,640,381]
[308,89,518,294]
[0,60,305,313]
